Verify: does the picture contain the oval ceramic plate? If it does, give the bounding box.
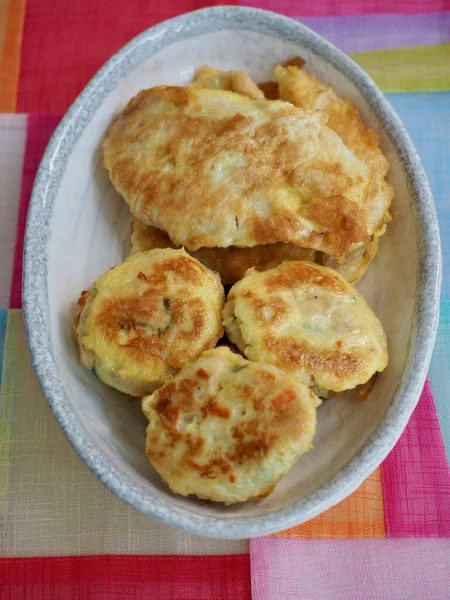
[23,6,441,538]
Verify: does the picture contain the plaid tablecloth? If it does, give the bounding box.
[1,1,450,598]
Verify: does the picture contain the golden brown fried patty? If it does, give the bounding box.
[275,65,394,283]
[130,218,316,285]
[190,65,265,100]
[223,261,388,393]
[104,86,372,258]
[320,237,379,284]
[74,249,224,396]
[141,346,320,503]
[275,64,394,258]
[130,219,177,253]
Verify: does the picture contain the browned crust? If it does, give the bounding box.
[225,260,387,389]
[105,86,371,255]
[145,353,314,494]
[356,373,378,401]
[95,292,215,370]
[264,336,364,382]
[281,56,306,69]
[250,196,371,259]
[79,252,223,378]
[257,81,279,100]
[73,289,90,340]
[131,219,315,284]
[263,260,349,294]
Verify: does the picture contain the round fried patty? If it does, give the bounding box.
[141,346,320,503]
[223,261,388,393]
[74,248,224,396]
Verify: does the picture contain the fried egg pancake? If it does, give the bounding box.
[275,64,394,274]
[74,249,224,396]
[130,218,316,285]
[192,64,387,282]
[321,237,379,284]
[275,65,393,233]
[190,65,265,100]
[103,86,373,258]
[141,346,320,504]
[130,218,177,253]
[223,261,388,393]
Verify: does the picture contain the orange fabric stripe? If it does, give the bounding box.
[273,467,386,538]
[0,0,26,112]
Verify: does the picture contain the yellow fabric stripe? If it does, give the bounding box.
[350,43,450,93]
[0,310,22,506]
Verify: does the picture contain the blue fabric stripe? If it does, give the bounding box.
[386,93,450,458]
[0,310,7,388]
[386,93,450,300]
[428,300,450,460]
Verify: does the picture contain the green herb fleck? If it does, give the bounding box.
[91,361,102,381]
[157,320,172,337]
[140,318,172,337]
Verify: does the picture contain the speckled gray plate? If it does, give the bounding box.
[23,6,441,538]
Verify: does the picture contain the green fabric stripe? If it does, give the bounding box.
[350,43,450,92]
[0,310,21,505]
[0,310,7,388]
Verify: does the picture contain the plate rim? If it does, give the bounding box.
[22,5,441,538]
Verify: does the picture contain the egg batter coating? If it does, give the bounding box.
[190,65,265,100]
[320,237,379,284]
[275,64,393,232]
[74,249,224,396]
[103,86,373,258]
[141,346,320,504]
[223,261,388,393]
[130,218,316,285]
[130,218,177,253]
[275,64,394,277]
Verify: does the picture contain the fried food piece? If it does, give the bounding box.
[103,86,372,258]
[191,65,265,100]
[257,55,306,100]
[320,237,379,284]
[258,81,280,100]
[281,57,306,69]
[275,64,394,263]
[141,346,320,504]
[275,64,394,277]
[130,218,177,253]
[74,249,224,396]
[130,218,316,285]
[223,261,388,393]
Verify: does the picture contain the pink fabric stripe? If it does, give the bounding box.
[250,538,450,600]
[381,380,450,537]
[10,114,61,309]
[241,0,450,17]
